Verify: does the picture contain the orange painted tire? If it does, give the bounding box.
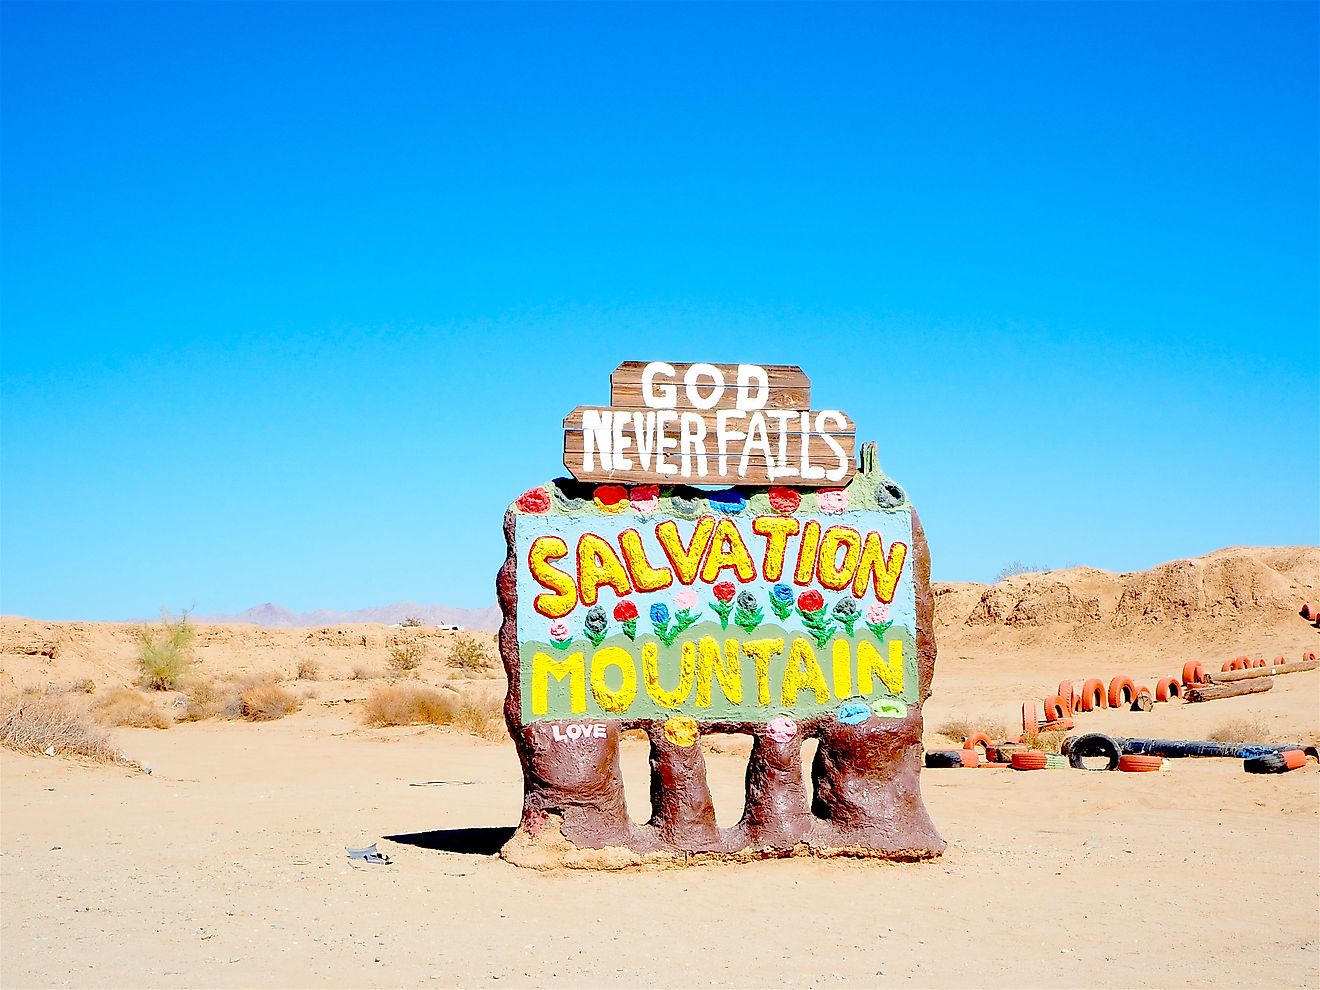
[1078,679,1106,712]
[1118,754,1163,773]
[1043,694,1070,721]
[1303,603,1315,621]
[1251,657,1268,668]
[1108,676,1137,709]
[1155,677,1182,702]
[1011,751,1049,771]
[958,749,982,768]
[1182,661,1205,685]
[1221,660,1235,672]
[1281,749,1306,771]
[1305,651,1317,663]
[1231,656,1251,671]
[1273,656,1287,666]
[1022,702,1038,735]
[963,732,993,756]
[1057,681,1075,716]
[1135,684,1152,700]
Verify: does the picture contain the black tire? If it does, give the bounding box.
[1244,753,1288,774]
[924,750,965,768]
[1066,732,1122,771]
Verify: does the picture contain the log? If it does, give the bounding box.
[1183,679,1273,703]
[1207,659,1318,683]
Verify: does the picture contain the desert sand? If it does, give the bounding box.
[2,546,1318,989]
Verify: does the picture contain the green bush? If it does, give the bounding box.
[137,611,196,690]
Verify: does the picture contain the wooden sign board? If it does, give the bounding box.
[564,361,856,487]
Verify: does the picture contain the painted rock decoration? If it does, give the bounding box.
[496,362,944,868]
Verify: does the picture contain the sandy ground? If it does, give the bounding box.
[3,544,1319,989]
[3,653,1318,989]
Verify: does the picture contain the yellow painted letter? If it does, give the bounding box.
[642,641,696,707]
[590,646,638,713]
[752,516,800,582]
[781,638,830,707]
[695,636,742,707]
[741,638,785,705]
[857,639,904,696]
[531,651,586,716]
[529,536,577,619]
[853,532,908,603]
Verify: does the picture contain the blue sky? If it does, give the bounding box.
[2,1,1316,621]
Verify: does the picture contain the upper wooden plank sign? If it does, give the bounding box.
[563,361,856,487]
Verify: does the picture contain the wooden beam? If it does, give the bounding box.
[1183,679,1274,703]
[1206,659,1318,683]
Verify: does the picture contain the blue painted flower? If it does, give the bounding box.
[837,700,872,725]
[650,602,670,625]
[707,490,747,514]
[771,583,794,604]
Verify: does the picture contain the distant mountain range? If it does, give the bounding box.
[194,601,502,631]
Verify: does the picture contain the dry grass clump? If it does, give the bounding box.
[1,693,123,762]
[388,641,425,675]
[448,635,493,671]
[238,684,300,721]
[295,659,321,681]
[137,611,196,690]
[1208,716,1275,743]
[935,715,1007,743]
[351,663,383,681]
[1023,730,1068,753]
[178,679,227,722]
[91,687,171,729]
[363,685,503,739]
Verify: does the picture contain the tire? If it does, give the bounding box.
[1118,754,1163,772]
[1305,651,1317,663]
[1043,694,1070,721]
[1244,753,1288,774]
[1303,603,1315,621]
[1108,676,1137,709]
[1281,749,1307,770]
[988,743,1027,764]
[1043,753,1068,770]
[1273,656,1287,666]
[958,749,982,768]
[963,732,993,756]
[925,750,965,768]
[1228,656,1250,671]
[1182,661,1205,685]
[1011,751,1048,771]
[1021,701,1038,735]
[1155,677,1182,702]
[1078,679,1107,712]
[1057,681,1075,716]
[1066,733,1121,770]
[1251,657,1268,668]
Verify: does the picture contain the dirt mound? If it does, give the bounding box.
[937,546,1320,659]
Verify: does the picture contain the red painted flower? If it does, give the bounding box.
[515,487,550,513]
[797,590,825,612]
[613,600,638,621]
[713,581,737,602]
[768,487,801,514]
[593,484,629,513]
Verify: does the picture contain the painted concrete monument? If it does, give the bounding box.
[497,361,944,868]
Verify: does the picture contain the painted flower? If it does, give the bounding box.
[593,485,629,513]
[733,589,764,633]
[832,597,862,637]
[613,601,638,621]
[583,605,609,647]
[797,590,825,613]
[768,582,794,620]
[837,700,872,726]
[675,588,698,611]
[766,716,798,743]
[768,487,801,514]
[650,602,670,626]
[515,487,551,513]
[713,581,737,603]
[548,620,572,650]
[708,490,746,514]
[866,602,890,624]
[629,485,660,513]
[817,489,849,514]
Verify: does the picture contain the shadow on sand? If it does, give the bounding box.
[383,826,516,856]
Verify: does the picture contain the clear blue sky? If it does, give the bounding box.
[2,1,1316,621]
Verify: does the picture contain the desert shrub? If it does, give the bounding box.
[0,693,123,762]
[453,697,504,740]
[178,679,227,722]
[401,615,424,627]
[388,642,425,675]
[239,684,300,721]
[295,659,321,680]
[1208,717,1275,743]
[448,635,492,671]
[996,561,1051,582]
[935,716,1007,743]
[137,611,196,690]
[91,687,171,729]
[363,685,461,726]
[1023,730,1068,753]
[68,679,96,695]
[351,663,383,681]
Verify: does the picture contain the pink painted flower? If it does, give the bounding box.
[629,485,660,513]
[865,602,890,624]
[549,620,570,641]
[515,487,550,513]
[766,716,798,743]
[675,588,698,611]
[816,489,848,513]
